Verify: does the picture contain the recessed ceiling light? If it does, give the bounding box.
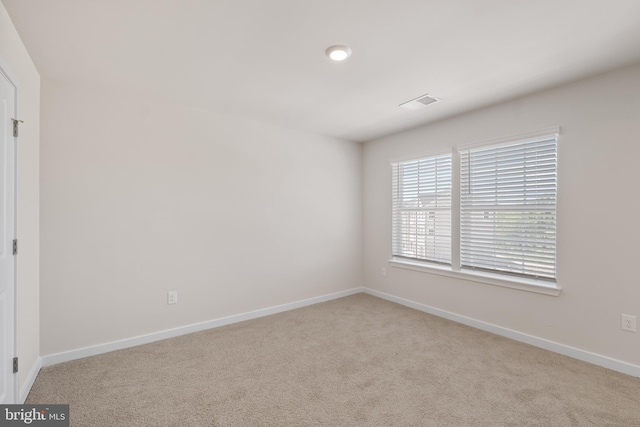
[326,45,352,61]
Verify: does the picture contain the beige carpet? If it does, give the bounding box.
[27,294,640,426]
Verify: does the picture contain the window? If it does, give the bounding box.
[391,153,452,264]
[391,129,558,289]
[460,136,557,280]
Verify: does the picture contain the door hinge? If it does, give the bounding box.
[13,357,18,373]
[12,119,23,138]
[13,239,18,255]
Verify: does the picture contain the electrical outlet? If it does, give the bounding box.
[621,314,636,332]
[381,267,387,277]
[167,291,178,305]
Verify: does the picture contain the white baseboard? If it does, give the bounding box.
[19,356,42,403]
[33,284,639,398]
[41,287,364,367]
[364,288,640,378]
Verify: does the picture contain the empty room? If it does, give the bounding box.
[1,0,640,425]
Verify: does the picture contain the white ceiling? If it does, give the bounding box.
[4,0,640,142]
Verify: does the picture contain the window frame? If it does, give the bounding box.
[389,127,561,296]
[391,150,453,265]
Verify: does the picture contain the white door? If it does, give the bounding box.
[0,69,16,404]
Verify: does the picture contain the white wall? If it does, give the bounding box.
[364,63,640,367]
[40,80,362,355]
[0,0,40,396]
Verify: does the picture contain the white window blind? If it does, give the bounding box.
[392,153,452,264]
[459,136,557,280]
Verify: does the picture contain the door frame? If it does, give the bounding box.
[0,55,19,404]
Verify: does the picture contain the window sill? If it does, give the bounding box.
[388,258,561,296]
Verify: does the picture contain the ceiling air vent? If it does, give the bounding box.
[399,94,440,111]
